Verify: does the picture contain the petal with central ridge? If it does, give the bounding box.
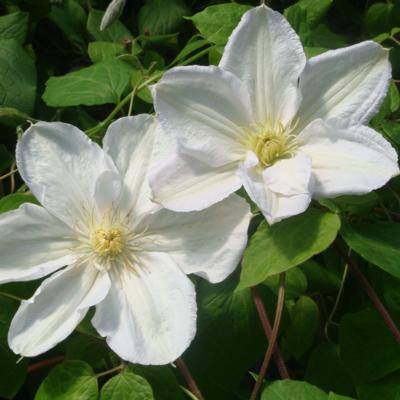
[296,41,390,131]
[17,122,121,228]
[154,65,252,168]
[135,194,251,283]
[8,263,110,357]
[0,203,78,284]
[220,5,305,126]
[149,149,241,212]
[92,252,196,365]
[298,119,399,197]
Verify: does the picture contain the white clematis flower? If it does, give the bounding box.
[1,115,251,364]
[150,5,400,224]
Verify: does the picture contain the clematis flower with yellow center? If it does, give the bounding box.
[0,115,251,364]
[150,5,400,224]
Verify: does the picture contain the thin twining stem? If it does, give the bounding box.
[324,253,349,341]
[251,286,289,379]
[175,357,205,400]
[250,273,286,400]
[334,241,400,344]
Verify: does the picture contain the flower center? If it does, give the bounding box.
[92,228,125,257]
[243,122,298,168]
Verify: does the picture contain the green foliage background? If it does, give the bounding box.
[0,0,399,399]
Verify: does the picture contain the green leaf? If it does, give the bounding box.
[87,9,132,42]
[43,59,132,107]
[0,193,38,214]
[261,380,327,400]
[327,394,355,400]
[35,360,98,400]
[339,309,400,383]
[284,5,311,44]
[309,24,347,49]
[357,370,400,400]
[0,107,30,122]
[239,208,341,289]
[49,0,87,45]
[341,221,400,279]
[100,370,154,400]
[282,296,320,360]
[138,0,189,36]
[382,120,400,145]
[88,41,126,63]
[188,3,251,45]
[285,0,333,29]
[365,3,394,38]
[128,365,184,400]
[0,39,36,115]
[300,260,341,294]
[263,267,307,300]
[170,37,209,65]
[0,12,29,44]
[305,342,354,396]
[389,81,400,113]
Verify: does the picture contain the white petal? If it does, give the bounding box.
[0,203,77,283]
[298,119,399,197]
[136,195,251,283]
[296,41,391,130]
[220,5,305,126]
[239,152,312,224]
[103,115,159,216]
[8,263,111,357]
[92,252,196,365]
[154,65,252,167]
[16,121,121,228]
[149,149,241,212]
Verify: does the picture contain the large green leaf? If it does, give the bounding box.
[49,0,87,45]
[88,42,125,63]
[43,60,132,107]
[341,221,400,279]
[285,0,333,29]
[138,0,189,36]
[100,370,154,400]
[0,12,29,44]
[87,9,132,42]
[261,380,327,400]
[35,361,98,400]
[339,309,400,384]
[305,342,354,396]
[128,366,184,400]
[239,208,341,289]
[357,370,400,400]
[281,296,320,360]
[188,3,251,45]
[0,39,36,115]
[365,3,394,38]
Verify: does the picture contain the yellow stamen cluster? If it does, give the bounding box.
[92,228,125,257]
[243,122,298,168]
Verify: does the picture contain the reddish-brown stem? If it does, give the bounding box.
[251,286,289,379]
[27,355,65,373]
[250,273,286,400]
[175,357,204,400]
[334,241,400,344]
